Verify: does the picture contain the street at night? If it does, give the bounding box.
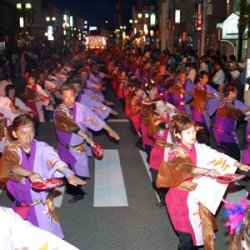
[1,0,250,250]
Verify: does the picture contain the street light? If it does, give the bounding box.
[25,3,32,9]
[16,3,22,9]
[16,2,33,31]
[45,16,56,41]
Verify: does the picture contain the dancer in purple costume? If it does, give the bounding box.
[54,83,119,202]
[213,83,249,161]
[0,114,84,238]
[191,71,219,145]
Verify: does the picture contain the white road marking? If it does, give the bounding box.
[53,186,65,207]
[94,149,128,207]
[107,119,129,122]
[139,150,152,181]
[139,149,160,202]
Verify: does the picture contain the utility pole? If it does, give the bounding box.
[238,0,248,61]
[160,0,167,51]
[200,0,207,57]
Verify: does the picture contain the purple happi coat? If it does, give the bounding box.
[77,91,111,120]
[192,83,219,129]
[84,86,104,102]
[213,99,248,146]
[4,140,66,238]
[54,102,105,177]
[167,81,193,115]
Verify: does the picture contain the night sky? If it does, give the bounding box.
[55,0,133,28]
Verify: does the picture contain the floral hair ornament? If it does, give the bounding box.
[223,192,249,235]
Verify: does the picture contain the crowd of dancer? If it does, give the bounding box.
[105,44,250,249]
[0,41,250,249]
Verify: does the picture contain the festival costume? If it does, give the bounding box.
[149,112,174,171]
[124,87,133,117]
[77,91,111,120]
[116,76,126,100]
[129,95,142,134]
[167,81,193,115]
[149,113,173,204]
[0,140,71,238]
[54,102,105,178]
[213,99,248,149]
[23,84,49,122]
[192,83,219,145]
[84,88,104,103]
[192,83,218,130]
[8,97,32,115]
[0,117,7,153]
[140,102,154,152]
[157,143,237,248]
[0,96,18,124]
[0,206,79,250]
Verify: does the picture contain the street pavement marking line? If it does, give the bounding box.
[139,150,160,202]
[139,150,152,181]
[53,186,65,207]
[94,149,128,207]
[107,119,129,122]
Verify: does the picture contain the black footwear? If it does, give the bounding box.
[156,201,166,207]
[68,194,84,203]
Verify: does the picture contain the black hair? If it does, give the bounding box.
[5,84,15,96]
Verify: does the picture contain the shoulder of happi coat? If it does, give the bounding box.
[55,104,71,116]
[7,141,20,152]
[169,145,188,158]
[5,142,22,161]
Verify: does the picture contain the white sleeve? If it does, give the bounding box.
[36,84,49,97]
[15,98,32,112]
[196,143,237,174]
[0,206,79,250]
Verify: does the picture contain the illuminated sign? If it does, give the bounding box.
[150,13,156,27]
[175,10,180,24]
[47,25,54,41]
[70,16,73,27]
[89,26,97,31]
